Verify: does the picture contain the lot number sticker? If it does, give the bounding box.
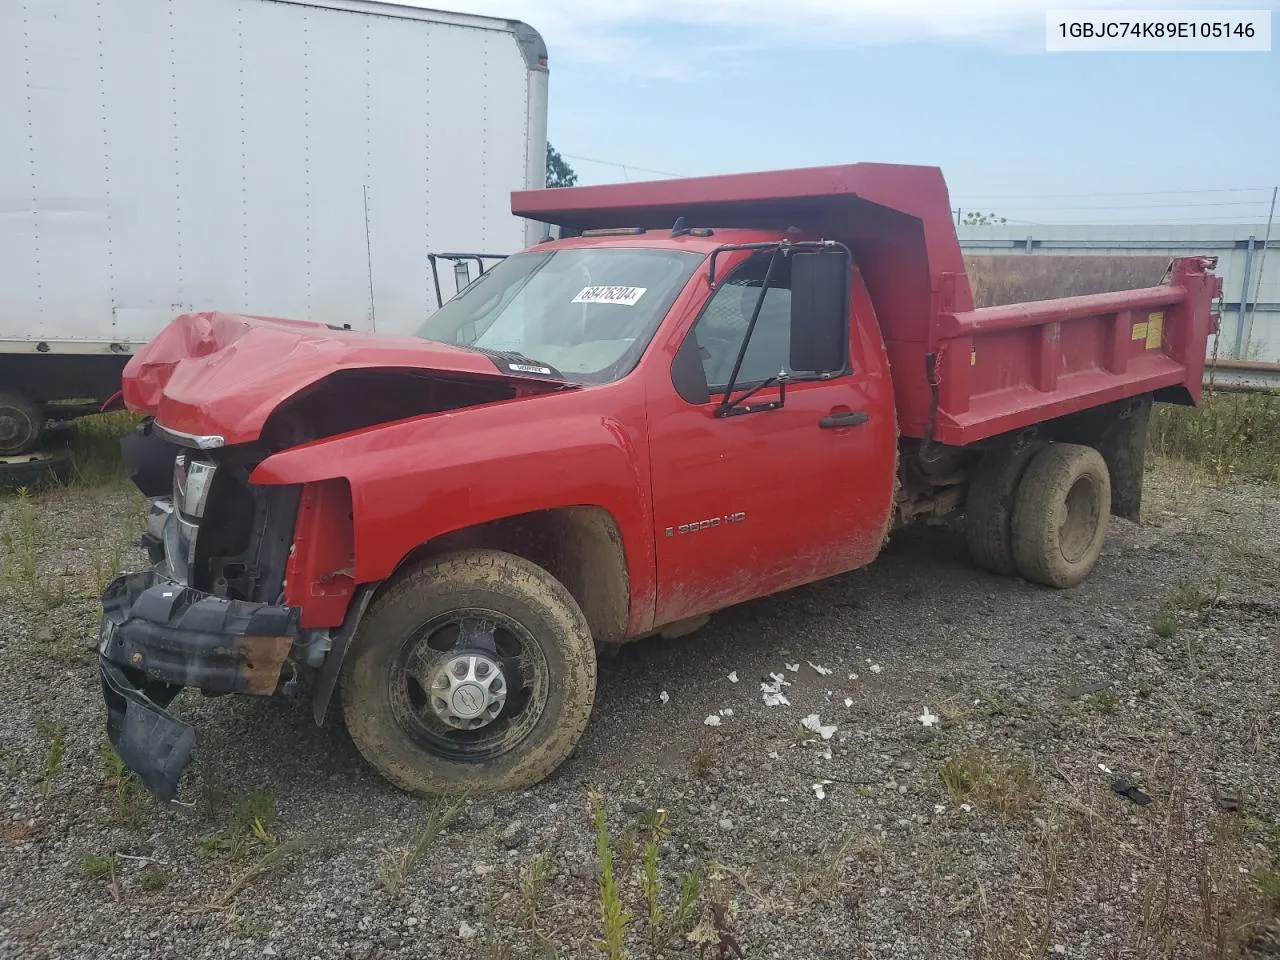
[572,285,647,306]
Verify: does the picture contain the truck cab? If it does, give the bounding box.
[98,164,1220,800]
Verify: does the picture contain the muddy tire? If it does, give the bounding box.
[1011,444,1111,589]
[963,440,1045,576]
[0,392,44,456]
[340,549,596,795]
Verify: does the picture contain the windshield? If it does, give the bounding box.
[416,247,702,383]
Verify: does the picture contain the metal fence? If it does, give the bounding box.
[957,224,1279,363]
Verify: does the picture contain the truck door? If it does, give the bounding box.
[646,251,895,627]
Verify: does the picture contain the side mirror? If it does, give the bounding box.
[789,248,850,374]
[453,259,473,293]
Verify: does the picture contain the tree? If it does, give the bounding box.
[546,143,578,188]
[960,211,1007,226]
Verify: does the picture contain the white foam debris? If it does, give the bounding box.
[869,664,883,675]
[727,671,738,683]
[918,707,940,728]
[847,672,859,681]
[1098,762,1112,774]
[812,780,833,800]
[807,661,833,676]
[960,803,973,813]
[800,714,838,740]
[934,804,947,815]
[844,697,854,708]
[704,714,722,727]
[785,662,800,673]
[761,675,792,707]
[719,708,734,718]
[659,691,669,705]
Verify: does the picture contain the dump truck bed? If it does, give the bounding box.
[512,163,1222,446]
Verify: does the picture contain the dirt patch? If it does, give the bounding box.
[1,464,1277,959]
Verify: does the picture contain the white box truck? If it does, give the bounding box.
[0,0,548,458]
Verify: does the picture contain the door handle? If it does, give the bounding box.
[819,410,870,429]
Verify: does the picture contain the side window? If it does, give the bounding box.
[690,253,817,391]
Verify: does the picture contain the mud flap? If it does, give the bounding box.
[101,658,195,802]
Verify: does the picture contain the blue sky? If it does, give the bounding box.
[441,1,1279,224]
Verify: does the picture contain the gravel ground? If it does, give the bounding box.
[1,462,1278,960]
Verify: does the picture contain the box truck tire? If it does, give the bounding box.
[340,550,596,794]
[1011,444,1111,589]
[0,391,44,456]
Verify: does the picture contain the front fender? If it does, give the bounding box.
[250,387,656,634]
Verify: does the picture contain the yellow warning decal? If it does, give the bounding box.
[1131,321,1149,341]
[1146,312,1164,350]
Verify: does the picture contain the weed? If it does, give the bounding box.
[37,575,71,610]
[379,796,463,896]
[789,830,862,905]
[67,411,140,488]
[1086,689,1119,714]
[641,834,662,948]
[138,865,169,892]
[208,837,313,910]
[1151,391,1280,481]
[515,852,558,955]
[195,788,280,861]
[0,488,41,598]
[1171,574,1222,613]
[0,744,23,776]
[589,790,630,960]
[1151,610,1179,639]
[35,717,68,798]
[939,750,1038,816]
[230,909,273,937]
[1256,861,1280,910]
[99,739,144,828]
[668,865,703,944]
[690,743,718,780]
[75,851,117,881]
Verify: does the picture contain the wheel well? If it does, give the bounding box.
[397,507,630,645]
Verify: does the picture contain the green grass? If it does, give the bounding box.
[1151,610,1180,639]
[66,411,140,487]
[939,750,1039,816]
[74,851,117,881]
[35,717,68,798]
[138,865,169,892]
[195,788,280,861]
[589,791,631,960]
[1151,391,1280,481]
[379,797,464,896]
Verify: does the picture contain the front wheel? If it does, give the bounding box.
[340,549,596,794]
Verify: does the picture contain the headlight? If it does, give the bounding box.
[173,454,217,519]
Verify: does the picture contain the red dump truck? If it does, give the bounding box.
[98,164,1221,799]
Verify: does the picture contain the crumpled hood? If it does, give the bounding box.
[123,312,559,445]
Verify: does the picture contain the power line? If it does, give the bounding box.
[955,186,1273,199]
[559,153,686,179]
[956,200,1275,212]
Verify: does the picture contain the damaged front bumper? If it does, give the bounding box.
[98,571,300,800]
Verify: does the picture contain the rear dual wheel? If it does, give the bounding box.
[341,549,596,795]
[966,442,1111,589]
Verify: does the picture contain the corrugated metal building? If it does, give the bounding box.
[957,224,1279,362]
